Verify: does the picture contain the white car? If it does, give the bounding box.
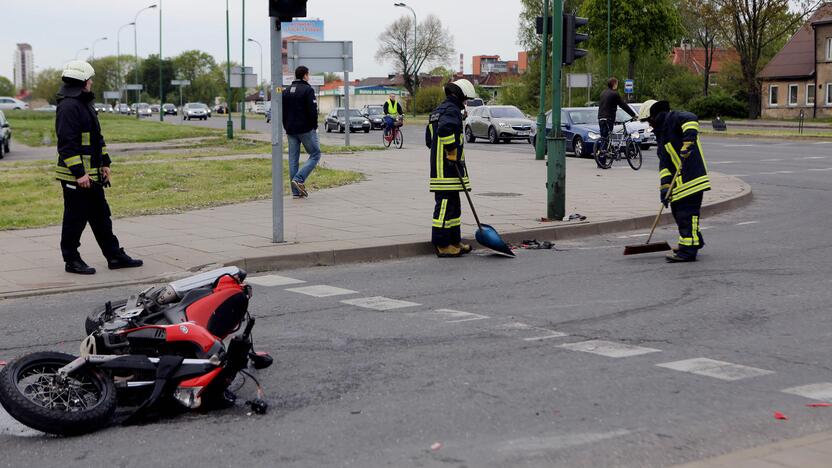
[183,102,210,120]
[0,97,28,110]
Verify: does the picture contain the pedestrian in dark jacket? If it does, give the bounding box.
[56,61,142,274]
[282,65,321,198]
[596,77,636,168]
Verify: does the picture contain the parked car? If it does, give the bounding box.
[627,103,657,149]
[32,105,57,113]
[94,102,107,113]
[530,107,648,158]
[150,104,161,113]
[0,97,28,110]
[0,110,11,159]
[212,104,226,115]
[117,103,131,114]
[136,103,152,118]
[162,103,178,116]
[466,98,484,107]
[464,105,534,144]
[324,108,370,133]
[129,103,138,115]
[361,105,385,130]
[103,103,114,113]
[183,102,210,120]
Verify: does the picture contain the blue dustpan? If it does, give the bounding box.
[455,163,515,258]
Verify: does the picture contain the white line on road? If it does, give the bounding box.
[285,285,357,297]
[759,158,783,162]
[808,168,832,171]
[723,144,756,147]
[782,383,832,402]
[727,174,749,177]
[246,275,305,287]
[800,156,826,160]
[559,340,661,358]
[340,296,421,311]
[735,221,759,226]
[656,358,774,381]
[429,309,490,323]
[812,141,832,145]
[710,161,739,164]
[775,171,795,174]
[523,332,569,342]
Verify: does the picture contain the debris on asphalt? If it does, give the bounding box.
[350,410,362,414]
[517,239,554,250]
[565,213,587,221]
[773,411,788,420]
[806,403,832,408]
[430,442,442,451]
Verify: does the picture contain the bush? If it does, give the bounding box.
[686,94,747,119]
[414,86,446,114]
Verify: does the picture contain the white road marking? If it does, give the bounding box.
[340,296,421,310]
[735,221,759,226]
[246,274,305,287]
[698,226,712,231]
[723,144,755,147]
[285,285,357,297]
[759,158,783,162]
[559,340,661,358]
[656,358,774,381]
[497,321,534,330]
[523,332,569,341]
[800,156,826,160]
[808,168,832,172]
[759,171,781,175]
[429,309,490,323]
[782,383,832,402]
[727,174,749,177]
[710,161,739,164]
[775,170,795,174]
[812,141,832,145]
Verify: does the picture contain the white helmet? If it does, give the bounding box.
[451,78,478,100]
[638,100,657,122]
[62,60,95,81]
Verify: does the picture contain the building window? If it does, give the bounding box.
[788,84,799,106]
[807,84,815,105]
[827,83,832,106]
[827,38,832,61]
[769,85,779,106]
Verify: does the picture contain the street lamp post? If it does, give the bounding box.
[394,2,417,116]
[133,4,158,118]
[241,0,246,130]
[75,48,89,60]
[159,0,163,121]
[247,38,264,98]
[90,37,107,60]
[118,22,134,103]
[225,0,233,139]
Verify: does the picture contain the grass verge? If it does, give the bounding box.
[700,128,832,139]
[0,159,363,230]
[8,111,220,147]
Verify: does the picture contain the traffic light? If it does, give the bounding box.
[563,14,589,65]
[269,0,307,20]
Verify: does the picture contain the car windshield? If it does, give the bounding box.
[163,104,174,108]
[616,108,635,122]
[490,107,525,119]
[367,108,383,115]
[568,110,597,125]
[337,110,363,118]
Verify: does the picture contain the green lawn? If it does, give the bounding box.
[700,127,832,139]
[0,155,363,230]
[8,111,220,147]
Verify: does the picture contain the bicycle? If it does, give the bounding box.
[593,119,642,170]
[383,116,404,149]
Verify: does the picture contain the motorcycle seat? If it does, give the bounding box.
[162,287,212,325]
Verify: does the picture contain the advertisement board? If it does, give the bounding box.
[280,19,324,41]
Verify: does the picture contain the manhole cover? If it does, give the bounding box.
[477,192,523,198]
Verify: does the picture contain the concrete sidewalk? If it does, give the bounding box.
[673,430,832,467]
[0,145,750,298]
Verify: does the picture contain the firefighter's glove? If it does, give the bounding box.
[680,141,694,158]
[445,147,458,162]
[660,188,670,208]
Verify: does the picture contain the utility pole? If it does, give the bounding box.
[159,0,164,121]
[241,0,247,130]
[225,0,234,139]
[546,0,566,220]
[607,0,611,78]
[269,18,284,242]
[534,0,550,161]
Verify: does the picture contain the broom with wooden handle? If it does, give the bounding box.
[623,164,683,256]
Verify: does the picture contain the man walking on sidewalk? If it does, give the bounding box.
[638,99,710,263]
[597,77,636,168]
[283,65,321,198]
[425,79,478,258]
[55,61,143,274]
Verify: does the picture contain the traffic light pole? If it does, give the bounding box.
[534,0,550,161]
[546,0,566,220]
[270,18,284,243]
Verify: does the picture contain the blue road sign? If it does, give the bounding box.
[624,79,634,94]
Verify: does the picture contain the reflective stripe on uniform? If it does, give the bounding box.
[64,155,83,167]
[430,177,470,191]
[81,132,91,145]
[439,135,456,145]
[681,121,700,133]
[664,142,681,169]
[659,168,672,178]
[432,199,449,228]
[444,217,461,228]
[692,215,700,246]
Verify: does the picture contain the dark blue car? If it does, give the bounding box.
[532,107,648,158]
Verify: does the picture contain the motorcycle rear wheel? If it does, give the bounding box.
[0,351,117,436]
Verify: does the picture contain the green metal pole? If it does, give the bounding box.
[546,0,566,220]
[225,0,233,139]
[411,9,417,117]
[241,0,246,130]
[159,0,163,122]
[607,0,611,78]
[534,0,550,161]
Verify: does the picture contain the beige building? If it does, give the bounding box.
[759,3,832,119]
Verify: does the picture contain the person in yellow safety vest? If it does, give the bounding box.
[383,93,403,136]
[638,100,710,263]
[424,79,478,257]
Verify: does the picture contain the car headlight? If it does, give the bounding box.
[364,120,370,124]
[647,126,653,132]
[588,132,600,140]
[631,132,640,139]
[498,122,508,127]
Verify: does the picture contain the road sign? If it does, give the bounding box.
[282,75,324,86]
[624,79,634,94]
[122,84,143,91]
[103,91,121,100]
[567,73,591,88]
[286,41,353,73]
[230,73,258,88]
[230,66,254,75]
[171,79,191,86]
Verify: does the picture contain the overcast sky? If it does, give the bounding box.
[1,0,526,84]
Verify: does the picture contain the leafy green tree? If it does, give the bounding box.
[30,68,63,104]
[139,54,176,102]
[0,76,14,96]
[172,50,222,103]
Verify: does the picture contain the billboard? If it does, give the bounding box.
[280,19,324,41]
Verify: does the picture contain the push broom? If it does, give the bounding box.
[623,165,682,256]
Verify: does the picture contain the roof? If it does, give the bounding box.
[671,48,738,74]
[759,3,832,80]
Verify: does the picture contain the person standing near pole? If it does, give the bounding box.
[424,79,478,258]
[282,66,321,199]
[55,61,143,274]
[597,77,636,168]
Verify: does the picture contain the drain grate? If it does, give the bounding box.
[476,192,523,198]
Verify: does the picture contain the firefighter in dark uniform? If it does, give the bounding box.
[638,100,710,262]
[56,61,142,274]
[424,79,478,257]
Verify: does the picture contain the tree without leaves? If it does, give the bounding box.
[712,0,820,118]
[375,14,454,98]
[679,0,722,97]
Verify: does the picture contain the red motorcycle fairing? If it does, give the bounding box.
[120,324,222,355]
[178,367,222,389]
[185,275,249,339]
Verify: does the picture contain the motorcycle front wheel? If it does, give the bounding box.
[0,352,117,436]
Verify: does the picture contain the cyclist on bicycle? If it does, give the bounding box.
[383,93,404,136]
[597,77,636,168]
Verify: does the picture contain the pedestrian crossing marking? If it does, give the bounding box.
[523,332,568,341]
[559,340,661,358]
[735,221,759,226]
[285,285,357,297]
[341,296,421,311]
[246,274,305,287]
[782,383,832,402]
[656,358,774,381]
[428,309,490,323]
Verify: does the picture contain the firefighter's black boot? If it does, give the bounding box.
[107,248,143,269]
[65,258,96,275]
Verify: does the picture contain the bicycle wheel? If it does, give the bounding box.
[594,142,613,169]
[382,128,392,148]
[626,141,642,170]
[394,128,403,148]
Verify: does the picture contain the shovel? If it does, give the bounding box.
[623,165,682,256]
[454,162,515,257]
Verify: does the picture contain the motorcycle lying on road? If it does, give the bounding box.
[0,267,272,436]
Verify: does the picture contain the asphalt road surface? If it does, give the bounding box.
[1,137,831,467]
